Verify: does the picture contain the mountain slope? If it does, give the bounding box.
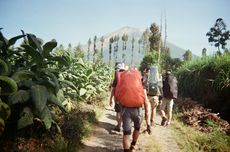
[84,26,197,65]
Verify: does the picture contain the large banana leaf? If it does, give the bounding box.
[31,85,48,113]
[17,107,34,130]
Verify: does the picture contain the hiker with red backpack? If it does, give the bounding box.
[114,68,151,152]
[160,71,178,126]
[109,62,125,132]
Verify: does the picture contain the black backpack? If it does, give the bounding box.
[163,73,178,99]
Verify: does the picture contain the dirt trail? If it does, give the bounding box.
[80,105,181,152]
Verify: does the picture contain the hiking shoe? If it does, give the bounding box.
[161,117,167,126]
[130,144,138,152]
[114,125,121,132]
[166,121,171,126]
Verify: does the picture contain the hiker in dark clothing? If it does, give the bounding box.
[109,62,125,132]
[160,71,178,126]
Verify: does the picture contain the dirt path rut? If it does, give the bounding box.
[80,106,180,152]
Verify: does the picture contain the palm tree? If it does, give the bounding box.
[87,38,91,61]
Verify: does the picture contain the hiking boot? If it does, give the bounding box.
[130,144,138,152]
[161,117,167,126]
[114,125,121,132]
[166,121,171,127]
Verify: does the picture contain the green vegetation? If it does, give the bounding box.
[0,30,111,151]
[176,53,230,98]
[172,112,230,152]
[176,53,230,120]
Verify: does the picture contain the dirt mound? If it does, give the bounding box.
[176,98,230,134]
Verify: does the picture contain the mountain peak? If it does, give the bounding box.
[103,26,144,42]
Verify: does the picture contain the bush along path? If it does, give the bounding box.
[80,97,180,152]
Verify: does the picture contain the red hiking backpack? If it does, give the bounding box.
[114,69,145,107]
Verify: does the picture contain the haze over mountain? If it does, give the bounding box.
[85,26,196,66]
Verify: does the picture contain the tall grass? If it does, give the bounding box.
[176,53,230,101]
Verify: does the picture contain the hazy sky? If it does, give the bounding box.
[1,0,230,56]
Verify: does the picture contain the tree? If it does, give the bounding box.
[93,35,97,63]
[109,37,114,65]
[122,34,128,50]
[149,23,161,52]
[206,18,230,52]
[121,34,128,62]
[114,35,119,61]
[138,38,142,53]
[74,43,84,58]
[87,38,91,61]
[183,49,192,61]
[142,28,150,52]
[139,51,159,73]
[202,48,207,58]
[67,43,72,52]
[131,37,135,65]
[100,36,104,59]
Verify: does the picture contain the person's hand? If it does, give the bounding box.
[147,124,151,135]
[109,98,114,107]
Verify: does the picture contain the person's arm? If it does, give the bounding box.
[109,87,115,107]
[143,89,151,134]
[109,71,118,107]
